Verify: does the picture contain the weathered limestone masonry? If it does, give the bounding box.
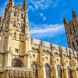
[0,38,78,78]
[0,0,78,78]
[64,10,78,51]
[31,39,78,78]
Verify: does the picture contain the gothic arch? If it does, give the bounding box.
[45,63,51,78]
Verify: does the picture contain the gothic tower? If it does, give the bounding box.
[0,0,31,68]
[64,10,78,51]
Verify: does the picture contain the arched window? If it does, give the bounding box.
[32,63,38,78]
[57,65,62,78]
[45,63,51,78]
[12,58,23,67]
[68,67,73,78]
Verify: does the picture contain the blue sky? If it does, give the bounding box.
[0,0,78,47]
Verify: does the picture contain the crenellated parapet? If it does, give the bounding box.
[32,40,78,64]
[32,39,78,57]
[30,39,78,78]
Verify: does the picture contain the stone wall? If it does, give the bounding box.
[30,39,78,78]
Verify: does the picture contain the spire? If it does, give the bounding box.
[23,0,31,39]
[23,0,27,23]
[8,0,14,8]
[23,0,28,25]
[72,10,77,19]
[23,0,27,14]
[23,0,28,33]
[18,4,21,14]
[64,17,68,25]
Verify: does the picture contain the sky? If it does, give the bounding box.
[0,0,78,47]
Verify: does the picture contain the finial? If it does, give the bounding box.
[23,0,27,11]
[64,17,68,25]
[18,4,21,14]
[8,0,14,7]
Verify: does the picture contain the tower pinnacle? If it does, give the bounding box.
[72,10,77,19]
[64,17,68,25]
[23,0,27,14]
[8,0,14,7]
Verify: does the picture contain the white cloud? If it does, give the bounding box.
[28,0,55,10]
[31,24,65,35]
[39,13,47,21]
[40,13,44,17]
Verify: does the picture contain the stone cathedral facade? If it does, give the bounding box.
[0,0,78,78]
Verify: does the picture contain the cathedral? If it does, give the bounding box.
[64,10,78,51]
[0,0,78,78]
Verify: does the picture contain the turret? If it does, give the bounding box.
[8,0,14,8]
[4,0,14,17]
[63,17,69,45]
[22,0,27,33]
[22,0,30,34]
[72,10,77,19]
[23,0,27,20]
[23,0,27,14]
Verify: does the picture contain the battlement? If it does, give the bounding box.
[32,39,78,58]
